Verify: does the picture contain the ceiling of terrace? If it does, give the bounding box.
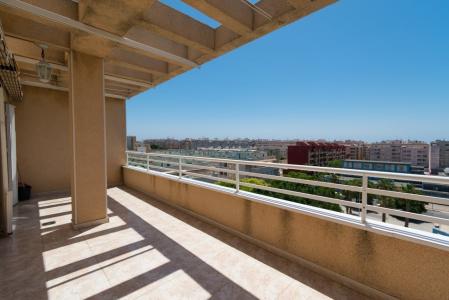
[0,0,336,99]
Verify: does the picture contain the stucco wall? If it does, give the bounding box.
[123,167,449,300]
[106,97,126,187]
[15,86,125,193]
[0,88,10,235]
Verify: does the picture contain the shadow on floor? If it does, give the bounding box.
[85,191,258,299]
[0,186,366,299]
[114,186,366,300]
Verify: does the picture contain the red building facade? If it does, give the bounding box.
[287,142,346,166]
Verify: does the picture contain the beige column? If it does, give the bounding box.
[0,88,12,235]
[69,51,108,228]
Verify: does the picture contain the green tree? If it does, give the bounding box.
[372,180,427,226]
[240,178,271,194]
[266,171,342,212]
[341,178,362,214]
[148,144,168,150]
[218,172,428,227]
[327,160,343,168]
[376,179,396,222]
[394,184,426,227]
[216,178,270,195]
[216,171,342,213]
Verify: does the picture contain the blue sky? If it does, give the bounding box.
[127,0,449,142]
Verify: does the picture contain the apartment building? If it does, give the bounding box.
[400,142,429,168]
[148,148,277,179]
[287,141,346,166]
[159,148,270,161]
[126,136,137,151]
[143,138,256,150]
[144,138,182,150]
[343,143,368,160]
[431,142,441,172]
[254,141,294,161]
[430,140,449,173]
[366,141,429,168]
[367,141,402,162]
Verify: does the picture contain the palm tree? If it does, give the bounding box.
[376,179,395,222]
[342,179,362,215]
[399,184,425,227]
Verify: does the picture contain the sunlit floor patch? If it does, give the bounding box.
[122,269,212,300]
[43,227,145,272]
[0,187,367,300]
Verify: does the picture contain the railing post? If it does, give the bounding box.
[146,153,150,172]
[361,174,368,224]
[126,151,129,167]
[235,163,240,193]
[178,157,182,178]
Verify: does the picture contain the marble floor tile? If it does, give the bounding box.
[0,186,369,300]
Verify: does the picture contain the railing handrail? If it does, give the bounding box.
[126,151,449,185]
[125,150,449,251]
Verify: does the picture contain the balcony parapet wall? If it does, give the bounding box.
[123,166,449,300]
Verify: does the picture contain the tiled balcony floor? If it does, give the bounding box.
[0,186,369,299]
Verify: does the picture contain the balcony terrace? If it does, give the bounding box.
[1,186,366,299]
[0,0,449,299]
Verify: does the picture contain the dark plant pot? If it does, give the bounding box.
[18,184,32,201]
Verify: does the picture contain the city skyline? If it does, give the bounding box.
[127,0,449,141]
[130,136,447,144]
[129,137,448,175]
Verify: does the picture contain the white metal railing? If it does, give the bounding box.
[126,151,449,248]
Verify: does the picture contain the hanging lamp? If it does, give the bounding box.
[35,44,52,83]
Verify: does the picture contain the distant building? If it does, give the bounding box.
[142,138,256,151]
[343,143,368,160]
[343,160,413,174]
[159,148,271,161]
[153,148,276,178]
[400,142,429,169]
[367,141,402,162]
[136,146,146,153]
[287,142,345,166]
[442,142,449,168]
[430,142,441,173]
[430,140,449,174]
[255,141,294,161]
[144,138,181,150]
[366,141,429,170]
[127,136,137,151]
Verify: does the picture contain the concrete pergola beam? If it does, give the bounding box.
[138,1,216,54]
[0,0,198,68]
[0,0,336,95]
[182,0,254,35]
